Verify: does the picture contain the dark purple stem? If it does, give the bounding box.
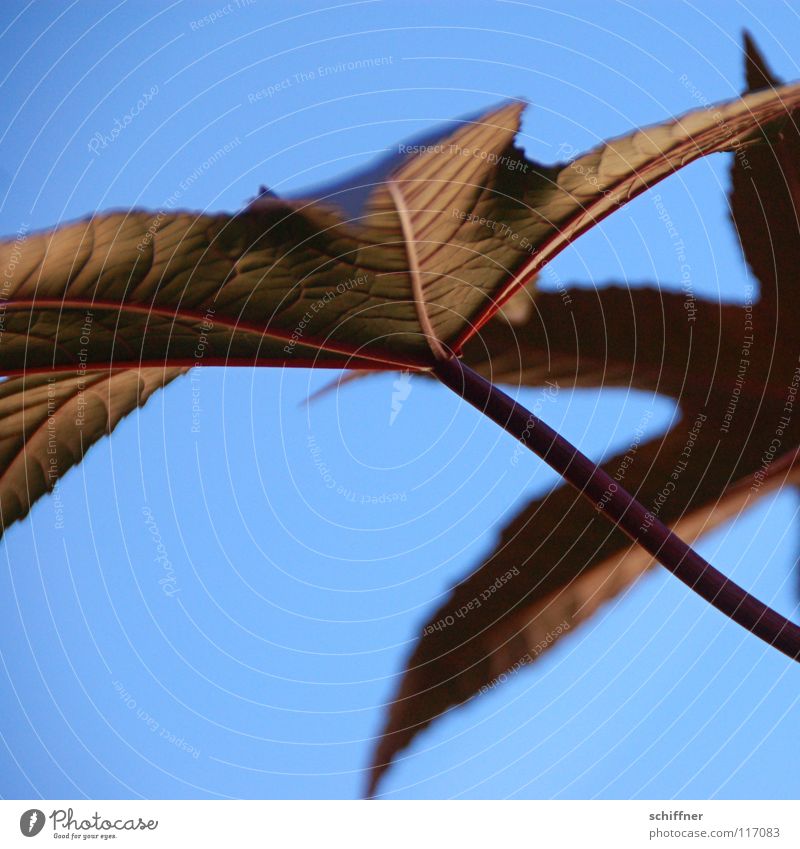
[433,355,800,662]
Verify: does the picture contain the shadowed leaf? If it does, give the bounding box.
[369,368,800,794]
[730,34,800,323]
[368,37,800,794]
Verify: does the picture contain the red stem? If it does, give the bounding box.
[433,355,800,662]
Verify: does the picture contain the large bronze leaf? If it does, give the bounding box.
[3,87,800,377]
[3,85,799,538]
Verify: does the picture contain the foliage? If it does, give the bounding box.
[1,35,798,795]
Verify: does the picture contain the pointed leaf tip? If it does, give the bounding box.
[743,31,778,91]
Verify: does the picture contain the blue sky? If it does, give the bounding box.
[0,0,799,799]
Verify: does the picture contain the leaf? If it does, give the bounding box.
[0,367,186,534]
[6,85,798,532]
[3,84,800,379]
[3,68,800,771]
[461,284,738,404]
[370,429,800,794]
[730,33,800,322]
[0,203,428,374]
[369,364,800,792]
[0,102,532,376]
[368,39,800,793]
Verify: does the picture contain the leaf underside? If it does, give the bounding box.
[0,368,187,530]
[3,82,800,378]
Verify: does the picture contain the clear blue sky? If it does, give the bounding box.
[0,0,799,800]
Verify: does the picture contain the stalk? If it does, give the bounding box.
[433,355,800,662]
